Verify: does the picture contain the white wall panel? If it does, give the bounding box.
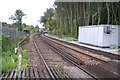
[118,26,120,46]
[78,25,119,47]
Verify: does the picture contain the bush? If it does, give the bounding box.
[12,54,18,62]
[21,49,28,68]
[22,59,27,68]
[7,57,16,70]
[2,34,11,52]
[2,52,8,56]
[21,50,27,59]
[19,35,26,41]
[1,33,27,74]
[2,51,18,74]
[2,57,9,73]
[10,44,16,52]
[0,34,2,40]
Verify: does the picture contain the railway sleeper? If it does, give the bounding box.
[44,35,120,60]
[83,65,119,79]
[41,37,85,66]
[50,68,59,79]
[40,36,100,79]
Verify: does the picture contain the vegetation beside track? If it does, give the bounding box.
[2,34,18,73]
[21,49,28,68]
[40,2,120,39]
[1,34,28,74]
[48,34,77,42]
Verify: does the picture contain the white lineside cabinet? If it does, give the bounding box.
[78,25,120,47]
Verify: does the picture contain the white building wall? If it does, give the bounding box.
[102,25,118,47]
[78,25,119,47]
[118,26,120,46]
[97,26,104,47]
[78,25,103,46]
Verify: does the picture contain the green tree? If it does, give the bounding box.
[9,9,26,31]
[40,2,120,38]
[40,8,54,30]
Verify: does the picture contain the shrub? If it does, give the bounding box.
[21,50,27,59]
[2,57,9,73]
[7,57,16,70]
[10,44,16,52]
[12,54,18,62]
[19,35,26,41]
[2,34,11,52]
[21,49,28,68]
[22,59,27,68]
[2,51,18,74]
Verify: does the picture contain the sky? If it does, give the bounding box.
[0,0,55,28]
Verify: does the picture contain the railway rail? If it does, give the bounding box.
[42,35,111,65]
[42,34,120,77]
[42,34,120,67]
[44,34,120,60]
[34,34,93,79]
[1,34,119,79]
[39,34,119,79]
[1,34,93,79]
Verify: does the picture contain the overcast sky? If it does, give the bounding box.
[0,0,55,27]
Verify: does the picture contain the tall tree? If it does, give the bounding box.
[40,2,120,38]
[40,8,54,29]
[9,9,26,31]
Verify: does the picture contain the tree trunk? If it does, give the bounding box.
[106,2,110,24]
[97,3,101,25]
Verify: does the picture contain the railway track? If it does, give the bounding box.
[39,34,119,79]
[1,34,119,79]
[0,35,52,79]
[43,34,120,66]
[34,34,93,79]
[44,34,120,60]
[0,67,49,79]
[42,34,120,77]
[1,34,92,79]
[42,35,109,65]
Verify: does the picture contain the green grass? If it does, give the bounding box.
[60,36,77,42]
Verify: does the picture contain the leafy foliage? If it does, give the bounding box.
[12,54,18,62]
[0,34,2,40]
[2,57,9,73]
[2,51,18,73]
[40,2,120,38]
[21,49,27,59]
[21,49,28,68]
[40,8,54,27]
[1,33,27,74]
[19,35,26,41]
[2,34,11,52]
[9,9,26,31]
[22,59,27,68]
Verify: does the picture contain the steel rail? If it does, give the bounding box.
[43,35,120,77]
[33,36,56,80]
[43,34,112,63]
[44,34,120,60]
[43,35,108,63]
[38,35,99,80]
